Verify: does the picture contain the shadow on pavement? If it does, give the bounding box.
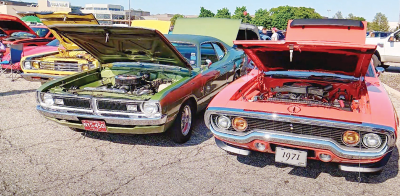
[0,89,36,97]
[236,146,399,183]
[79,110,212,147]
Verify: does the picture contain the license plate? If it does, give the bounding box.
[275,147,307,167]
[81,120,107,132]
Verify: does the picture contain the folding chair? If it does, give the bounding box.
[0,44,23,81]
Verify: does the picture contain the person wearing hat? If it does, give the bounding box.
[271,27,279,41]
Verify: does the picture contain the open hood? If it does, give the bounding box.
[235,41,376,78]
[234,19,376,78]
[35,12,99,50]
[0,14,37,37]
[131,20,171,34]
[48,24,192,69]
[173,18,241,46]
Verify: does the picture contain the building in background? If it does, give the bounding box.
[81,4,149,25]
[0,0,75,17]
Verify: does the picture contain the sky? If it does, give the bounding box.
[67,0,399,22]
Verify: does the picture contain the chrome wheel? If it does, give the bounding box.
[180,105,192,136]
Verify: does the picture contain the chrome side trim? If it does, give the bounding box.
[37,105,167,126]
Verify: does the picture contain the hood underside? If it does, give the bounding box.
[0,14,37,36]
[234,41,376,77]
[35,12,99,50]
[48,24,192,70]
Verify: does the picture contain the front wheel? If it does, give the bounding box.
[170,101,194,144]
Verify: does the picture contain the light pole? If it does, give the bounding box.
[327,10,331,18]
[128,0,131,26]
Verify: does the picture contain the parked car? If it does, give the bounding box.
[35,25,247,143]
[366,29,400,68]
[0,14,40,41]
[204,19,398,173]
[0,39,59,70]
[1,20,55,49]
[366,31,391,38]
[20,12,100,83]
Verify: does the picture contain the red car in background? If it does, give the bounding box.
[0,39,59,70]
[0,14,54,50]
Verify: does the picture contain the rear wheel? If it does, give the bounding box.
[372,54,381,67]
[170,101,194,144]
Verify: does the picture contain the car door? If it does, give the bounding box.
[384,31,400,62]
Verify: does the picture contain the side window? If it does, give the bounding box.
[200,43,218,66]
[212,43,225,60]
[48,33,54,38]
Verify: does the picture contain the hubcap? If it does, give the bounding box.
[181,105,192,136]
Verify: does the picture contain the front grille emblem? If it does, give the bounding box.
[288,105,301,113]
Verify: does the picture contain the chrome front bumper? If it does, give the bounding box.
[21,73,64,82]
[37,105,168,126]
[205,107,395,160]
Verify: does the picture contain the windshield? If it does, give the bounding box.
[46,39,60,46]
[10,32,36,38]
[171,42,197,66]
[31,27,49,37]
[0,28,7,37]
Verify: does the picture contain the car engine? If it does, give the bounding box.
[82,72,173,96]
[250,82,355,111]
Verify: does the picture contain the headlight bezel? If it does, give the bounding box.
[141,101,161,117]
[216,115,231,130]
[23,61,32,69]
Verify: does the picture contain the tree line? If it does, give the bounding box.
[170,6,392,32]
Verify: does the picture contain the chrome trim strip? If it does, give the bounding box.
[37,105,167,126]
[215,138,251,156]
[338,165,383,173]
[21,73,64,81]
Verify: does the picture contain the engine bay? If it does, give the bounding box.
[234,77,367,112]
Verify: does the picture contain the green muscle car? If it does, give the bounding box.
[36,24,247,143]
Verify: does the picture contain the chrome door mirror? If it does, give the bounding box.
[376,67,385,77]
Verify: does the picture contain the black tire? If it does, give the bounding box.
[233,71,240,82]
[170,101,195,144]
[372,54,381,67]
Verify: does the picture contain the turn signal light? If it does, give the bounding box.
[232,117,248,132]
[342,131,360,146]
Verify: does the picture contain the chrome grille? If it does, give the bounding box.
[215,115,387,149]
[97,100,142,113]
[39,61,81,72]
[61,97,91,109]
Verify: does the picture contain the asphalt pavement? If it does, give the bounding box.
[1,72,400,196]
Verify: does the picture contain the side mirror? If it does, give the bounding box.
[376,67,385,77]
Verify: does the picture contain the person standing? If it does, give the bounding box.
[271,27,279,41]
[260,28,270,40]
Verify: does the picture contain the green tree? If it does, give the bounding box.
[333,11,344,19]
[232,6,252,23]
[269,6,322,30]
[215,7,231,19]
[199,7,215,17]
[251,8,272,28]
[170,14,184,26]
[347,13,366,21]
[369,12,390,31]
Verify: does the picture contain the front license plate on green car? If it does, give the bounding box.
[275,147,307,167]
[82,120,107,132]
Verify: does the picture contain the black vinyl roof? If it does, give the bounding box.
[290,19,364,28]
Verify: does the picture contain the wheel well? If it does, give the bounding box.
[185,97,197,114]
[374,51,381,61]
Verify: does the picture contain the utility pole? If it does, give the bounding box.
[128,0,131,26]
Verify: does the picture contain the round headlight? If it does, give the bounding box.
[24,61,32,69]
[363,133,382,148]
[342,131,360,146]
[216,115,231,130]
[43,93,54,105]
[142,102,159,116]
[232,117,248,132]
[81,65,89,71]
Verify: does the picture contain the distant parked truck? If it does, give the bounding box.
[366,29,400,68]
